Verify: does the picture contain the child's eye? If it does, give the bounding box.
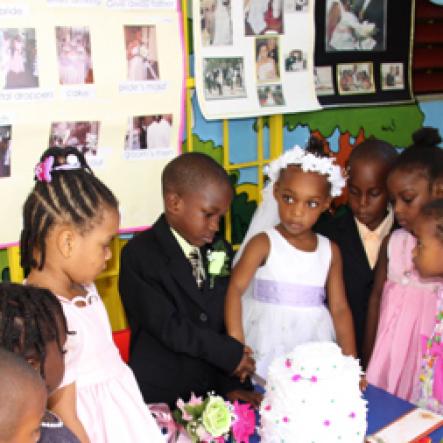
[370,189,382,197]
[402,195,415,204]
[282,194,294,204]
[348,186,359,195]
[307,201,319,208]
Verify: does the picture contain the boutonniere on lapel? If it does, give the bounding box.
[206,239,230,288]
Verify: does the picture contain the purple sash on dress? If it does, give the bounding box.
[253,279,325,307]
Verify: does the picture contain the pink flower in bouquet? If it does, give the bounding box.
[177,398,193,421]
[189,392,203,407]
[231,401,256,443]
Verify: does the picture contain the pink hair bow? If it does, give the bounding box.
[421,334,443,403]
[35,156,54,183]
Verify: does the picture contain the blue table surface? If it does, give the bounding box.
[365,384,443,440]
[250,384,443,441]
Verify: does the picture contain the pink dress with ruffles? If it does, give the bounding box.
[58,284,164,443]
[366,229,441,402]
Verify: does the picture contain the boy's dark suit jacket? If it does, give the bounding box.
[119,214,249,407]
[316,207,378,360]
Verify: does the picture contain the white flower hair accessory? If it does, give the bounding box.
[264,145,346,197]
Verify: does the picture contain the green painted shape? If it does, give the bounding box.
[284,103,424,146]
[0,249,9,282]
[182,134,223,164]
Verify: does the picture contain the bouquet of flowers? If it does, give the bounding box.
[173,393,256,443]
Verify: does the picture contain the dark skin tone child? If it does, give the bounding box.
[165,177,262,407]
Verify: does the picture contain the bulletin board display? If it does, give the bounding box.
[192,0,321,120]
[314,0,414,106]
[0,1,185,247]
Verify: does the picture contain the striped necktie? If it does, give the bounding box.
[189,248,205,288]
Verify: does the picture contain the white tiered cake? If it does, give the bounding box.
[259,342,367,443]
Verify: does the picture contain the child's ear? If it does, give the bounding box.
[56,227,75,259]
[432,177,443,198]
[164,191,183,215]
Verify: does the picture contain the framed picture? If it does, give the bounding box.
[337,62,375,95]
[256,36,280,82]
[203,57,246,99]
[325,0,386,52]
[285,49,307,72]
[244,0,284,36]
[257,84,285,106]
[56,26,93,85]
[124,25,159,81]
[381,62,404,90]
[49,121,100,156]
[200,0,233,46]
[285,0,309,12]
[315,66,335,96]
[125,114,172,150]
[0,125,11,178]
[0,28,38,89]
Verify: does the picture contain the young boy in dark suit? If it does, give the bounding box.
[316,138,398,364]
[119,152,260,408]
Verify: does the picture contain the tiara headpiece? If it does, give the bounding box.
[264,145,346,197]
[35,153,82,183]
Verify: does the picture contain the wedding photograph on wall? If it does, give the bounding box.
[56,26,94,85]
[124,25,159,81]
[0,28,38,89]
[244,0,284,35]
[325,0,386,52]
[285,49,307,72]
[124,114,172,151]
[256,36,280,82]
[0,125,11,179]
[314,66,335,95]
[200,0,233,46]
[203,57,246,99]
[337,62,375,94]
[285,0,309,13]
[49,121,100,156]
[257,84,285,106]
[381,62,404,90]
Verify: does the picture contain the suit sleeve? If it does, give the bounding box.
[119,243,244,375]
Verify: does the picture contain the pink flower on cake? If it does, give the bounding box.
[311,375,318,383]
[231,401,256,443]
[291,374,301,382]
[285,359,292,368]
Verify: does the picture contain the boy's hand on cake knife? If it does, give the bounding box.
[233,348,256,382]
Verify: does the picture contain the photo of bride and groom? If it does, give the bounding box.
[200,0,233,47]
[326,0,386,52]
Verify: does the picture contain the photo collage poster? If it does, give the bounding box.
[314,0,414,106]
[192,0,321,120]
[0,0,184,246]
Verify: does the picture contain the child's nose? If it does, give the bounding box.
[208,216,219,233]
[359,194,368,208]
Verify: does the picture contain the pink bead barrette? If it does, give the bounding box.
[34,154,82,183]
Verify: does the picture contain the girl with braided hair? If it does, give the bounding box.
[0,282,79,442]
[21,147,164,443]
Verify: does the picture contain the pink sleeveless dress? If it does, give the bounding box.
[58,284,164,443]
[366,229,442,402]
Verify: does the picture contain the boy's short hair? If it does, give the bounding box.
[0,349,46,440]
[348,137,398,167]
[162,152,232,196]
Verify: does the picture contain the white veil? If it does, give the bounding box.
[233,145,346,266]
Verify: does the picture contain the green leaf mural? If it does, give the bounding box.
[284,103,424,147]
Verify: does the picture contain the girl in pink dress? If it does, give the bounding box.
[22,147,164,443]
[365,128,443,403]
[413,199,443,413]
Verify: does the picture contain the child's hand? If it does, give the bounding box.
[226,389,263,409]
[360,375,368,391]
[232,348,256,382]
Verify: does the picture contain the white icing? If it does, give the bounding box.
[260,342,367,443]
